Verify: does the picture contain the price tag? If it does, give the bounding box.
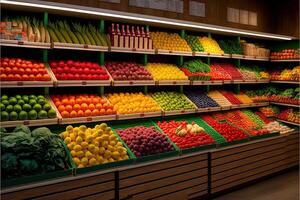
[207,53,210,55]
[87,117,92,121]
[211,81,214,83]
[17,41,24,45]
[23,120,30,125]
[192,52,196,56]
[140,113,145,117]
[83,44,88,48]
[173,81,177,85]
[181,110,185,113]
[17,82,24,86]
[155,49,158,54]
[132,48,136,51]
[82,81,87,85]
[129,81,133,85]
[169,50,173,53]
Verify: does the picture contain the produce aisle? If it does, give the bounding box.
[0,1,299,200]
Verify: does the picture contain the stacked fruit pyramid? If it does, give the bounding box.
[146,63,188,80]
[150,32,191,52]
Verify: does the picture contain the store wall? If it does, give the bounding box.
[42,0,299,37]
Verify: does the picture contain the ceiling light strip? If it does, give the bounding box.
[1,0,294,40]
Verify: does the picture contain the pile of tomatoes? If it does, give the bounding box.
[0,58,51,81]
[270,49,299,60]
[210,64,232,80]
[157,120,215,149]
[51,94,116,118]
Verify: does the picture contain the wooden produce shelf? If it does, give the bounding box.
[230,102,269,109]
[196,107,221,113]
[52,42,108,52]
[232,79,270,84]
[0,118,59,128]
[231,54,269,61]
[110,46,155,54]
[60,115,117,125]
[112,80,155,86]
[116,111,162,120]
[270,80,299,84]
[270,59,300,62]
[193,52,230,58]
[163,109,197,116]
[156,49,193,56]
[191,80,223,85]
[156,80,191,85]
[0,39,51,49]
[0,80,54,88]
[270,102,300,108]
[277,119,300,127]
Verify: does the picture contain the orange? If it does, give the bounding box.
[54,100,61,107]
[73,104,81,111]
[81,97,87,103]
[84,109,92,116]
[62,99,69,106]
[99,109,106,115]
[69,99,75,106]
[88,104,95,110]
[65,105,73,113]
[58,105,65,113]
[86,98,92,104]
[61,111,70,118]
[100,99,106,104]
[70,110,77,118]
[77,110,84,117]
[106,108,113,115]
[92,109,99,116]
[92,98,99,104]
[102,103,109,109]
[95,103,102,110]
[75,98,82,104]
[81,103,88,111]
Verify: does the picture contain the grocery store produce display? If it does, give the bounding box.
[220,91,243,105]
[259,106,278,117]
[238,65,270,80]
[270,49,299,60]
[106,92,161,114]
[50,60,109,80]
[146,63,188,81]
[0,58,51,81]
[51,94,116,118]
[241,42,270,57]
[199,37,224,54]
[234,93,253,104]
[151,32,191,52]
[151,91,196,111]
[217,63,243,80]
[116,126,174,157]
[180,59,211,80]
[185,35,204,52]
[184,91,219,108]
[270,66,300,81]
[208,90,232,107]
[1,94,56,121]
[157,120,215,149]
[1,125,72,179]
[218,39,243,55]
[105,62,152,81]
[277,108,300,124]
[209,64,232,81]
[60,123,129,168]
[263,121,294,134]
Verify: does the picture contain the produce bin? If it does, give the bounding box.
[111,119,180,163]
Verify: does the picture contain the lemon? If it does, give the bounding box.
[108,157,115,162]
[78,164,85,168]
[76,150,84,158]
[97,129,103,136]
[101,141,108,147]
[81,141,88,149]
[66,125,73,132]
[78,131,85,138]
[99,147,105,154]
[92,132,98,138]
[76,136,83,144]
[96,155,104,163]
[93,141,99,146]
[107,145,114,151]
[89,158,97,166]
[104,150,111,158]
[85,151,93,159]
[69,133,75,141]
[102,134,109,141]
[122,155,129,160]
[103,159,108,164]
[88,144,95,152]
[93,147,99,154]
[79,125,87,132]
[116,142,123,147]
[85,135,94,143]
[117,146,124,153]
[95,125,101,130]
[81,157,88,166]
[73,127,79,133]
[112,151,120,159]
[109,134,116,141]
[74,144,82,152]
[64,137,72,144]
[71,150,77,157]
[99,123,107,130]
[96,136,103,143]
[109,140,116,146]
[67,142,75,150]
[105,127,111,133]
[73,157,81,166]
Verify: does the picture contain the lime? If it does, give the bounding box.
[14,104,22,113]
[37,95,45,100]
[9,111,18,121]
[43,103,51,111]
[9,97,17,105]
[1,95,8,101]
[22,95,29,103]
[37,98,45,105]
[28,110,38,120]
[48,109,56,118]
[0,103,5,111]
[19,111,28,120]
[29,99,37,106]
[33,104,42,112]
[22,104,32,112]
[1,100,9,106]
[15,95,22,100]
[29,95,37,100]
[6,105,13,113]
[17,99,25,106]
[1,111,9,121]
[38,110,48,119]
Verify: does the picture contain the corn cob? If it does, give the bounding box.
[33,18,41,42]
[49,22,66,43]
[40,22,46,43]
[21,17,28,33]
[74,31,85,44]
[47,25,60,43]
[72,23,91,45]
[57,21,73,43]
[102,33,110,46]
[26,18,35,42]
[45,28,51,43]
[63,21,79,44]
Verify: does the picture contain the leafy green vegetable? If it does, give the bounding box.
[218,39,243,54]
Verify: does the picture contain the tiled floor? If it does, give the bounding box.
[215,168,299,200]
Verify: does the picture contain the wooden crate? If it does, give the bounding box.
[210,135,297,194]
[118,153,209,200]
[1,172,115,200]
